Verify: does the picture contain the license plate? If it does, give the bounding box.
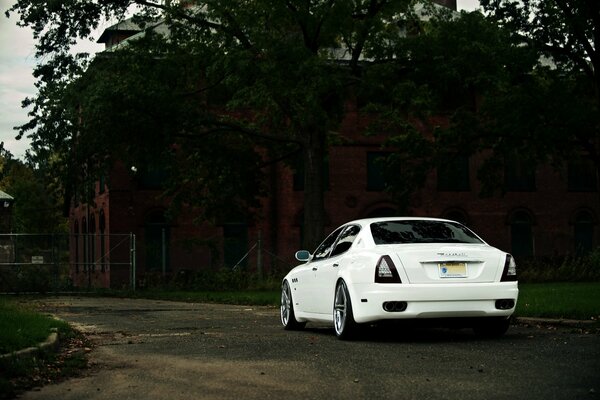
[439,262,467,278]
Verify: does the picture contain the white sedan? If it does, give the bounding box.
[280,217,518,339]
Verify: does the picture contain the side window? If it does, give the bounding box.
[330,225,361,257]
[312,227,344,261]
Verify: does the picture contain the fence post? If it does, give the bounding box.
[257,230,263,280]
[130,233,137,291]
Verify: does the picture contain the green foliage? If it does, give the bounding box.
[0,150,68,234]
[518,248,600,283]
[6,0,427,249]
[478,0,600,179]
[366,4,600,203]
[365,10,541,203]
[9,0,599,248]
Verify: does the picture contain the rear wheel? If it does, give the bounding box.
[473,317,511,338]
[280,280,305,330]
[333,280,360,340]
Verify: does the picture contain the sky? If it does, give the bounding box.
[0,0,481,160]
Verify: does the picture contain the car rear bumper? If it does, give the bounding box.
[349,282,519,324]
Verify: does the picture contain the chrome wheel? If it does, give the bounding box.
[334,280,358,339]
[280,280,305,330]
[334,283,347,335]
[281,281,292,326]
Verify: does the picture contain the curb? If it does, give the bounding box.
[515,317,597,328]
[0,328,60,360]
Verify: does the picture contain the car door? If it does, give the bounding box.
[302,226,345,313]
[313,225,361,315]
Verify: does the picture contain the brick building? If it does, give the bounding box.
[69,104,599,288]
[69,2,599,289]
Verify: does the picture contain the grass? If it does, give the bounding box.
[0,297,87,399]
[0,297,69,354]
[516,282,600,321]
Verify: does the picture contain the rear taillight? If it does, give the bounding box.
[501,254,517,282]
[375,255,402,283]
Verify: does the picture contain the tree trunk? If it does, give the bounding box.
[301,129,326,251]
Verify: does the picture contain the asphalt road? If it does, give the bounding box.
[22,296,600,400]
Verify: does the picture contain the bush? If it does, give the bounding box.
[518,248,600,283]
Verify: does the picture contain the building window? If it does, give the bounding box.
[367,152,389,191]
[139,165,169,190]
[145,211,170,274]
[574,210,594,255]
[568,158,597,192]
[293,154,329,191]
[223,223,248,268]
[437,154,470,192]
[510,210,534,257]
[99,175,106,194]
[505,155,536,192]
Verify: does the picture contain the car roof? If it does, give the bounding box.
[346,217,455,226]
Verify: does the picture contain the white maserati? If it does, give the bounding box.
[280,218,519,339]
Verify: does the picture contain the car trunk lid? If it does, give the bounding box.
[390,244,504,284]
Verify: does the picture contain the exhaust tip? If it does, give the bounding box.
[495,299,515,310]
[383,301,407,312]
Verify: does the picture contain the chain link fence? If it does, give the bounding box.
[0,233,135,293]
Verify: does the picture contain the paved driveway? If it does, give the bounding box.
[22,296,600,400]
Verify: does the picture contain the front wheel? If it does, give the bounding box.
[333,280,360,340]
[280,280,305,330]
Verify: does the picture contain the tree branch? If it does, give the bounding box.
[132,0,254,49]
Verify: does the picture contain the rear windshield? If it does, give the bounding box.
[370,220,484,245]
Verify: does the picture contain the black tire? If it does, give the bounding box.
[473,317,511,338]
[333,280,360,340]
[280,280,306,330]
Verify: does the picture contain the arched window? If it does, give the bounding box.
[510,210,534,257]
[574,210,594,255]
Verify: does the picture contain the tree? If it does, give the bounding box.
[7,0,422,250]
[367,4,599,205]
[479,0,600,174]
[0,144,67,233]
[362,10,541,203]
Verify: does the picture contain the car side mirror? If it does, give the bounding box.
[295,250,311,262]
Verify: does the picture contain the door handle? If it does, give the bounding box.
[312,267,318,271]
[333,263,339,268]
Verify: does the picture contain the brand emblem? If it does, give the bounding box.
[438,252,467,257]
